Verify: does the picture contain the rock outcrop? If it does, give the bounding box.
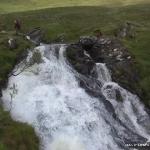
[115,22,137,39]
[66,36,143,99]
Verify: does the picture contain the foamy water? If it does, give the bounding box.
[2,44,150,150]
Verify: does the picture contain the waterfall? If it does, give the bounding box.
[2,44,150,150]
[96,63,111,84]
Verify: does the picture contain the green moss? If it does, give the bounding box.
[0,106,39,150]
[0,143,7,150]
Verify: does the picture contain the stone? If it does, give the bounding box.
[66,36,143,101]
[115,89,123,102]
[8,38,17,49]
[113,48,118,52]
[79,36,97,51]
[127,56,131,59]
[26,28,43,45]
[1,30,6,34]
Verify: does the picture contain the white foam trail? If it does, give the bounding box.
[2,45,119,150]
[95,63,150,142]
[48,135,85,150]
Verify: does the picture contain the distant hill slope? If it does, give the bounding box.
[0,0,150,14]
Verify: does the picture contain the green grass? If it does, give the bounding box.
[1,2,150,100]
[0,32,32,83]
[123,28,150,105]
[0,0,150,149]
[1,4,150,41]
[0,106,39,150]
[0,33,38,149]
[0,32,39,150]
[0,0,149,14]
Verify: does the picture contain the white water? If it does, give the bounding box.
[96,63,150,141]
[2,44,150,150]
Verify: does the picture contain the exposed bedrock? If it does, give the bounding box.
[66,36,143,101]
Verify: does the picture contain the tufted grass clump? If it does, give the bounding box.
[29,50,43,66]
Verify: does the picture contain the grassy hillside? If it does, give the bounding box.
[0,0,150,149]
[0,33,39,150]
[0,0,150,14]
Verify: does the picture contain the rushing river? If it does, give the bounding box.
[2,44,150,150]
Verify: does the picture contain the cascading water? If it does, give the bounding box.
[2,44,150,150]
[97,63,150,141]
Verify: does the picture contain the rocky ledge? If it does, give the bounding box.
[66,36,143,99]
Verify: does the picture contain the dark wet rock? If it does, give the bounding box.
[137,116,150,134]
[79,36,97,51]
[79,76,102,95]
[103,100,116,118]
[66,37,150,149]
[0,88,2,97]
[66,36,143,100]
[8,38,18,49]
[66,44,95,76]
[115,89,123,102]
[78,76,118,119]
[26,27,44,45]
[113,128,147,150]
[104,110,147,150]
